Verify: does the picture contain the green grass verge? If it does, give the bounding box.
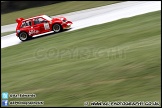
[1,1,121,26]
[1,11,161,107]
[1,31,15,37]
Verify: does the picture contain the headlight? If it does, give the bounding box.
[63,19,67,22]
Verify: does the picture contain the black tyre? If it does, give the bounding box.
[18,32,29,41]
[52,24,62,33]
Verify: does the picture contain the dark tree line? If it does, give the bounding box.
[1,1,66,14]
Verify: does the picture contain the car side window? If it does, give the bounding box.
[34,18,39,25]
[26,20,32,26]
[34,17,46,25]
[21,20,32,28]
[21,22,26,28]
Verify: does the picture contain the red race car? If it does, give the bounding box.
[16,15,72,41]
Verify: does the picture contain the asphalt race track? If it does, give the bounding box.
[1,1,161,48]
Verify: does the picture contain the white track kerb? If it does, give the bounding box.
[1,1,161,48]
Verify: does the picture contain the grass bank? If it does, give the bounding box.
[1,11,161,107]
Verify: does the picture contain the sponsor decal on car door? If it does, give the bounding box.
[29,28,39,35]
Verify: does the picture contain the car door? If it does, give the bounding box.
[38,17,51,32]
[33,17,50,34]
[31,18,43,35]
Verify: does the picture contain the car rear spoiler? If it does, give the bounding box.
[16,18,24,23]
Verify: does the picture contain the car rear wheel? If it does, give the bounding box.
[19,32,29,41]
[52,24,62,33]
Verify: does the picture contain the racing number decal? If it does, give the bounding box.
[44,22,50,30]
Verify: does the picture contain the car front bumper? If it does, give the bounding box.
[62,21,73,29]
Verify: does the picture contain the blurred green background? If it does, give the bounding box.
[2,10,161,106]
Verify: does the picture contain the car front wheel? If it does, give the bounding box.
[19,32,29,41]
[52,24,62,33]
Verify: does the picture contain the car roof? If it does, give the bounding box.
[23,15,51,21]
